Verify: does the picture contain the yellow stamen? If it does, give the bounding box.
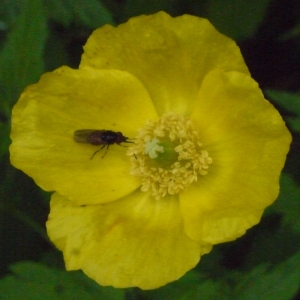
[127,113,212,199]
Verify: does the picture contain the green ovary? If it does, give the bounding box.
[152,140,179,168]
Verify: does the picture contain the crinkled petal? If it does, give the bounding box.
[46,192,211,290]
[81,11,249,116]
[10,66,158,205]
[180,70,291,244]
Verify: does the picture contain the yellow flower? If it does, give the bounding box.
[10,12,291,289]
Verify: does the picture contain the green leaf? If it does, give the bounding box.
[271,174,300,233]
[142,270,201,300]
[265,89,300,131]
[0,0,21,26]
[265,90,300,114]
[123,0,178,20]
[0,121,10,158]
[45,0,73,27]
[0,262,125,300]
[0,0,48,108]
[206,0,272,40]
[180,280,231,300]
[47,0,113,28]
[69,0,113,28]
[44,31,71,71]
[142,270,230,300]
[234,251,300,300]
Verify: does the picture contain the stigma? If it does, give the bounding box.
[145,138,164,158]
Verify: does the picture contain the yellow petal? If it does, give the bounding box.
[47,192,211,289]
[10,66,158,205]
[81,11,249,116]
[180,70,291,244]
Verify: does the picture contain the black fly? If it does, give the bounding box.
[74,130,134,159]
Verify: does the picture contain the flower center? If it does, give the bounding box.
[127,112,212,199]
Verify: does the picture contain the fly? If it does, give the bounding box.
[74,129,134,159]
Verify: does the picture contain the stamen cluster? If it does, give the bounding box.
[127,113,212,199]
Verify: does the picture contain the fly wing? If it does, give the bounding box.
[73,130,102,143]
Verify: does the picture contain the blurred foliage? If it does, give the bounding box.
[0,0,300,299]
[0,262,124,300]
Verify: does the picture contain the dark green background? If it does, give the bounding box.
[1,0,300,299]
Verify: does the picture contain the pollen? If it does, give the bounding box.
[127,113,212,199]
